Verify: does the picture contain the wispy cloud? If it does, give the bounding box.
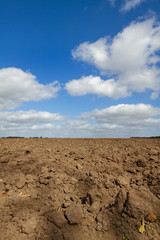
[0,67,60,110]
[107,0,147,11]
[108,0,116,7]
[121,0,146,12]
[71,17,160,99]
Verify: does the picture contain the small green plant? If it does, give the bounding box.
[122,234,130,240]
[139,217,145,234]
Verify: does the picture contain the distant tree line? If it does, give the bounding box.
[1,136,25,138]
[1,136,43,138]
[1,136,159,139]
[130,136,160,138]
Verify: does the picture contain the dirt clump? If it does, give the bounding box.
[0,138,160,240]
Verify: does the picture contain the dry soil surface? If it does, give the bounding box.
[0,138,160,240]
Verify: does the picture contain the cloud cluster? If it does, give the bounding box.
[70,18,160,99]
[0,104,160,138]
[0,67,60,110]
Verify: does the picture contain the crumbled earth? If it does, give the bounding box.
[0,138,160,240]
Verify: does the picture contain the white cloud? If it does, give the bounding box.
[65,75,129,98]
[121,0,146,12]
[0,67,60,110]
[0,104,159,138]
[72,38,109,72]
[78,103,160,136]
[108,0,147,11]
[0,117,125,138]
[0,110,66,126]
[0,110,67,137]
[88,103,160,124]
[71,18,160,99]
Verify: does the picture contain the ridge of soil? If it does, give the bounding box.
[0,138,160,240]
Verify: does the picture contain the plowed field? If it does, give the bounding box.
[0,138,159,240]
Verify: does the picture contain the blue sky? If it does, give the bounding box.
[0,0,160,137]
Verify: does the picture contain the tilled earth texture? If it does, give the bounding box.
[0,138,160,240]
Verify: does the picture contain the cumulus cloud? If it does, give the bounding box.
[78,104,160,135]
[65,75,129,98]
[72,38,109,72]
[121,0,146,12]
[0,67,60,110]
[0,104,159,138]
[85,104,160,125]
[71,18,160,99]
[78,103,160,137]
[0,110,66,126]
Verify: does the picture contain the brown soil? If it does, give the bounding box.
[0,138,160,240]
